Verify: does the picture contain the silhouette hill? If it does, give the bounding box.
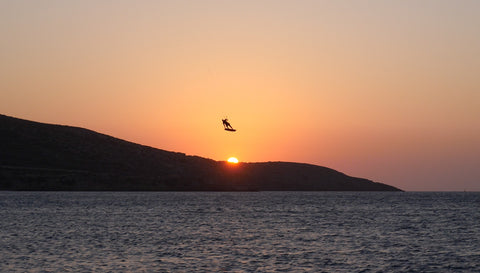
[0,114,401,191]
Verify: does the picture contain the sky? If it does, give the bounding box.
[1,0,479,191]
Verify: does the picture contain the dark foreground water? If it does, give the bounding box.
[0,192,479,272]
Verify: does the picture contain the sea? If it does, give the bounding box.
[0,191,479,272]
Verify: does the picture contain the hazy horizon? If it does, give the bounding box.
[1,0,479,191]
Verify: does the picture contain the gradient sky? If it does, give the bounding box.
[1,0,479,191]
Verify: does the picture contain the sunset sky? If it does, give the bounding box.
[1,0,479,191]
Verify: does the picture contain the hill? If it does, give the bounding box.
[0,114,401,191]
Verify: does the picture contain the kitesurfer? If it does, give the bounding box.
[222,118,234,130]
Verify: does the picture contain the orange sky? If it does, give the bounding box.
[1,0,479,191]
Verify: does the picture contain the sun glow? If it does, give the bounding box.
[227,157,239,164]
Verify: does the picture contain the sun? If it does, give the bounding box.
[227,157,239,164]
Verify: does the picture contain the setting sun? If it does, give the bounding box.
[227,157,239,164]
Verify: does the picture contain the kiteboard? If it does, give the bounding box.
[224,128,236,132]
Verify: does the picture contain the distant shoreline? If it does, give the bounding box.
[1,114,402,192]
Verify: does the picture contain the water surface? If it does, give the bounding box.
[1,191,479,272]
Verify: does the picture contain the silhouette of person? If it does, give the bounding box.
[222,119,234,130]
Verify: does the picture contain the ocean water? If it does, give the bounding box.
[0,192,479,272]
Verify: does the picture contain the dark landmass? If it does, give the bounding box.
[0,114,401,191]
